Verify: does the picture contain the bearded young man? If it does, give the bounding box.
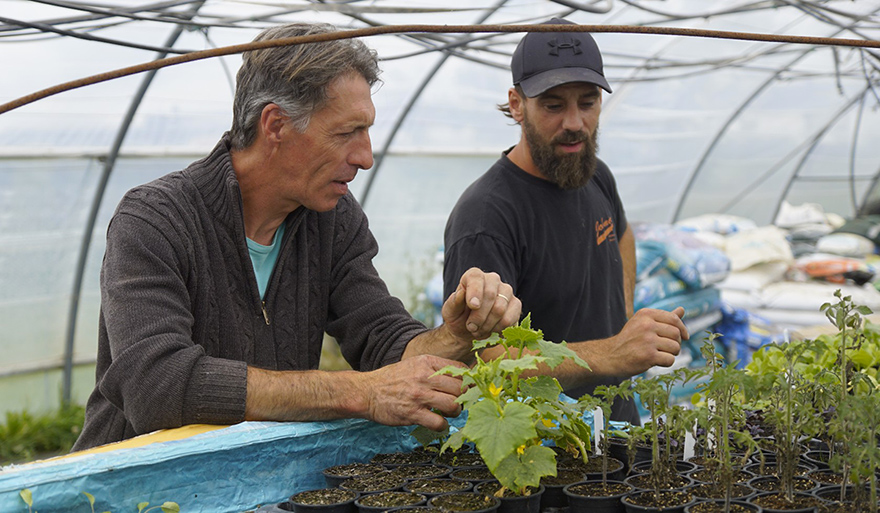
[443,18,689,424]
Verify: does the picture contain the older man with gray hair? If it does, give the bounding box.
[73,22,521,451]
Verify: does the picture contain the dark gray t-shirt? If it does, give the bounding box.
[443,152,638,424]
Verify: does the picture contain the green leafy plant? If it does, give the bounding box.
[437,315,592,495]
[18,488,179,513]
[631,368,698,497]
[746,337,824,503]
[591,382,634,485]
[691,334,759,512]
[1,403,85,464]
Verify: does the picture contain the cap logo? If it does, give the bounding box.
[547,36,582,56]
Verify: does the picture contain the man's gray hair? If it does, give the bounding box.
[230,23,381,150]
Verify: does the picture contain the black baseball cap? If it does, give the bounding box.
[511,18,612,97]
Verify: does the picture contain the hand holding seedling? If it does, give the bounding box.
[362,354,466,432]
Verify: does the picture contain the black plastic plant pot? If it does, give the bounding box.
[682,499,761,512]
[539,469,586,509]
[433,452,486,469]
[800,450,830,472]
[474,481,544,513]
[449,467,497,485]
[340,472,407,494]
[354,491,426,513]
[324,463,388,488]
[404,478,473,498]
[624,473,694,493]
[746,491,820,513]
[371,451,435,468]
[254,502,290,513]
[621,490,697,513]
[689,482,755,502]
[286,489,359,513]
[428,492,500,513]
[391,464,452,481]
[563,480,633,513]
[746,475,819,495]
[630,460,699,477]
[570,457,627,483]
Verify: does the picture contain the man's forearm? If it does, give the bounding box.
[244,366,368,422]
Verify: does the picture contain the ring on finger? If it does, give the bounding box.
[497,293,510,303]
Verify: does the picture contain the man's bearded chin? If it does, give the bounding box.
[524,120,600,190]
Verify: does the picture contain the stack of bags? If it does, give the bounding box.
[633,222,731,332]
[707,205,880,330]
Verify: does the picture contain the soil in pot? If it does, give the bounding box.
[689,483,754,501]
[800,450,830,471]
[539,468,586,509]
[622,490,696,513]
[563,480,632,513]
[429,492,500,513]
[404,479,473,497]
[689,468,755,485]
[391,464,452,481]
[683,499,760,513]
[475,481,543,513]
[434,452,486,469]
[805,470,843,487]
[747,476,818,494]
[562,456,626,482]
[287,489,359,513]
[631,460,698,476]
[624,473,693,492]
[450,467,496,484]
[372,451,435,468]
[340,472,407,493]
[747,491,820,512]
[324,463,387,488]
[355,491,426,513]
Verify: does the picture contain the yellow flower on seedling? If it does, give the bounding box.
[541,418,555,428]
[488,382,502,398]
[517,444,526,455]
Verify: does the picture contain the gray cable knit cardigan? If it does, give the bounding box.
[72,135,427,451]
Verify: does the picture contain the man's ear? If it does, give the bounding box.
[259,103,288,144]
[508,87,526,123]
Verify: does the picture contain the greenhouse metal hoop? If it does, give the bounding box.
[2,20,877,404]
[1,23,879,115]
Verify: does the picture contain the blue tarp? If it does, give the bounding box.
[0,419,428,513]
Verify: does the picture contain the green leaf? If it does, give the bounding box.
[82,492,95,506]
[493,445,557,493]
[498,354,542,374]
[455,385,484,407]
[161,502,180,513]
[463,400,537,469]
[519,376,562,402]
[138,503,149,512]
[20,489,33,507]
[536,340,590,370]
[411,425,448,447]
[472,333,501,351]
[436,365,469,377]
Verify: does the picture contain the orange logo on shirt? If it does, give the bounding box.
[595,217,616,246]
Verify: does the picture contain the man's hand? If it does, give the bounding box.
[441,267,521,342]
[599,306,689,377]
[361,355,466,431]
[245,355,466,432]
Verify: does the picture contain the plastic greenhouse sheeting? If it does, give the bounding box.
[2,0,880,416]
[0,419,425,513]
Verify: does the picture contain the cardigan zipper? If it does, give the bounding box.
[261,301,271,325]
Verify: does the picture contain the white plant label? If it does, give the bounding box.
[592,406,604,455]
